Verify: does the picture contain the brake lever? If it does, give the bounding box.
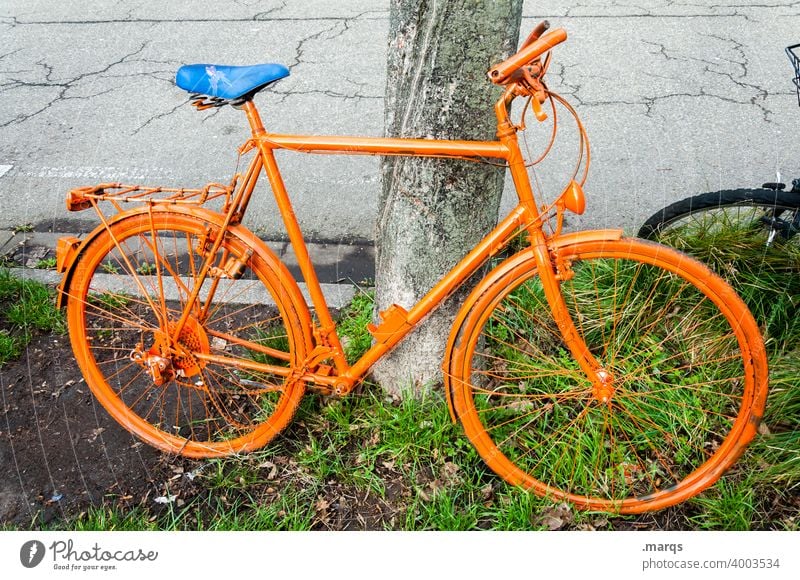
[520,65,548,122]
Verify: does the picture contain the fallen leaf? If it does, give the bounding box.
[86,428,105,443]
[592,517,609,529]
[439,462,461,485]
[540,515,564,530]
[532,502,574,530]
[259,461,278,480]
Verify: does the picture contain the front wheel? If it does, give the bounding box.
[447,238,768,513]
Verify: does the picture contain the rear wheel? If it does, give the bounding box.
[638,188,800,346]
[66,210,311,457]
[448,238,768,513]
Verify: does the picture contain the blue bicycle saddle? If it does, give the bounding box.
[175,63,289,100]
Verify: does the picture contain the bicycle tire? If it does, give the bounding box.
[446,238,768,514]
[65,208,312,457]
[638,188,800,241]
[637,188,800,347]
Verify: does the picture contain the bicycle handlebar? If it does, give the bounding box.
[520,20,551,50]
[488,27,568,85]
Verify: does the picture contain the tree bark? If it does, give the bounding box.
[373,0,523,396]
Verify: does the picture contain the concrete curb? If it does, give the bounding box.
[2,230,372,309]
[8,267,359,310]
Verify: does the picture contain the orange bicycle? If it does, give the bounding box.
[54,22,768,514]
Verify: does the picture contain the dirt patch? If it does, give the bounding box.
[0,324,409,531]
[0,331,167,527]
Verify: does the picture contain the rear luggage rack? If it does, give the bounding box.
[66,181,235,212]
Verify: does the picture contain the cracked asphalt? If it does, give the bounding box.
[0,0,798,241]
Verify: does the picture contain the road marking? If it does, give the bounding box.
[0,165,12,178]
[19,166,177,179]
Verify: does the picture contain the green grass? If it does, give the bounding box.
[135,261,156,275]
[654,212,800,352]
[12,223,33,234]
[337,290,374,362]
[11,213,800,531]
[0,329,24,363]
[44,386,615,531]
[0,268,66,365]
[57,506,161,532]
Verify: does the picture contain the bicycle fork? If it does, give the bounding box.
[529,229,615,403]
[502,123,612,402]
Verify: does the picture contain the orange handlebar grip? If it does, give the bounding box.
[488,28,567,85]
[520,20,550,49]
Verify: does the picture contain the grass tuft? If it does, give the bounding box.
[0,269,66,365]
[653,209,800,529]
[337,290,374,363]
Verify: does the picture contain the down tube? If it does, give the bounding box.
[344,204,529,381]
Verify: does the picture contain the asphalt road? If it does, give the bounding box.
[1,0,798,241]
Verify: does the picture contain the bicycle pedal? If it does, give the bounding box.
[367,304,411,342]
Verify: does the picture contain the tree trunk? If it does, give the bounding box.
[373,0,523,396]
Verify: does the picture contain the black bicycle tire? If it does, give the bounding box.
[638,188,800,239]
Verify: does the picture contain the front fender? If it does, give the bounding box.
[441,229,624,423]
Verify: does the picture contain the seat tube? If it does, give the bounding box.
[253,138,348,371]
[241,102,348,369]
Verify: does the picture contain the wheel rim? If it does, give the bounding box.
[451,240,767,513]
[67,212,308,457]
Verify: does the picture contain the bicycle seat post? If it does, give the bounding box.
[242,101,267,137]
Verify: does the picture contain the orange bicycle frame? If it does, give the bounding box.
[184,79,604,396]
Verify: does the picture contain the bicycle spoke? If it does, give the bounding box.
[451,238,765,512]
[68,211,308,456]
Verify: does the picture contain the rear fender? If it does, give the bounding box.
[55,207,310,341]
[56,209,142,309]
